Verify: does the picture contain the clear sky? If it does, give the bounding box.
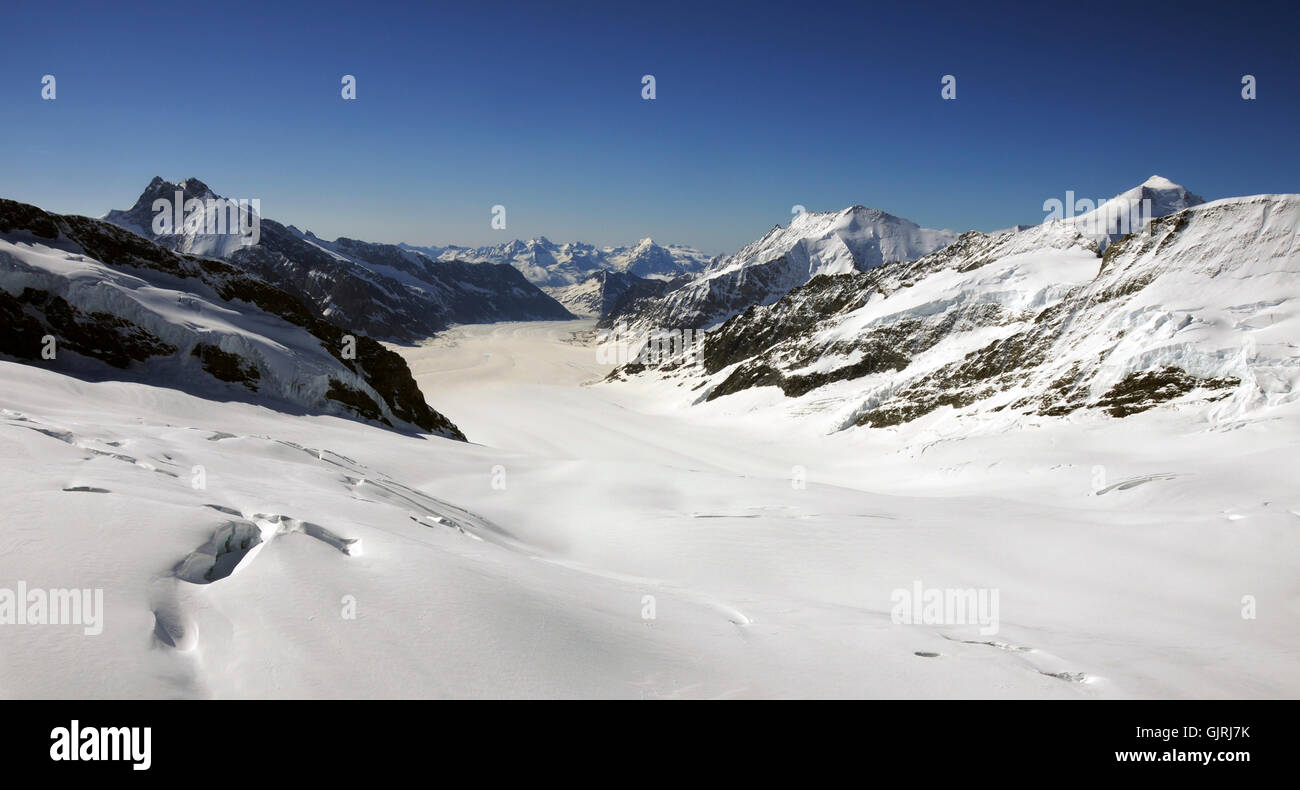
[1,0,1297,254]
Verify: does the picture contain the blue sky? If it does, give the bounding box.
[1,0,1297,254]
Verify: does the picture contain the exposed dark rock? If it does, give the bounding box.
[325,379,388,425]
[1095,367,1239,417]
[0,287,177,368]
[192,344,261,391]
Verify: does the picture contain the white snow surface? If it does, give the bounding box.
[2,317,1296,698]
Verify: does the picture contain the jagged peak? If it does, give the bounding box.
[177,177,216,196]
[128,176,222,212]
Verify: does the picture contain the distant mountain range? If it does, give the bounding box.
[5,173,1284,439]
[600,177,1211,333]
[400,236,713,288]
[105,178,573,342]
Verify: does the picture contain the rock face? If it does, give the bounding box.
[547,270,680,319]
[105,178,572,343]
[1,198,465,439]
[606,205,958,332]
[611,193,1300,431]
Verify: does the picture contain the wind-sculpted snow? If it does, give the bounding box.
[607,205,958,332]
[610,194,1300,432]
[0,395,512,687]
[0,197,465,438]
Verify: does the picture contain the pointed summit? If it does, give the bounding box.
[124,176,224,215]
[1137,176,1204,212]
[1142,174,1181,190]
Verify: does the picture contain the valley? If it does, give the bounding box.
[1,178,1296,700]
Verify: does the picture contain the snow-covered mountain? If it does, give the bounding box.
[402,236,713,288]
[712,205,958,279]
[106,178,572,342]
[604,205,958,331]
[1065,175,1204,249]
[546,269,686,319]
[1,197,464,438]
[609,191,1300,433]
[547,270,639,319]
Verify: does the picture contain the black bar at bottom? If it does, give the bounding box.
[3,700,1286,777]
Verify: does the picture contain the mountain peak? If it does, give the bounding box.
[129,176,222,211]
[1142,175,1182,190]
[1127,175,1204,209]
[1063,176,1206,249]
[177,177,216,196]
